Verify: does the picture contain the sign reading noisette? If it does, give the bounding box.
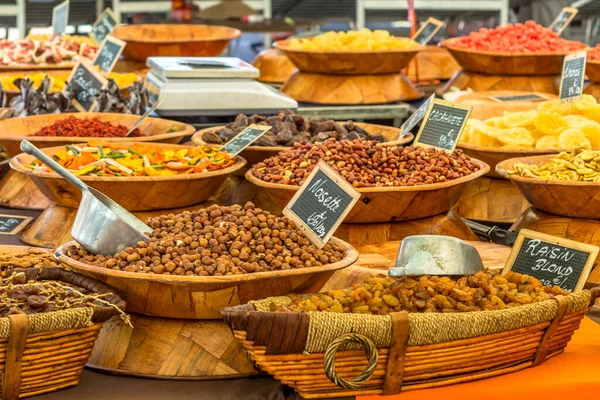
[283,161,360,248]
[413,99,472,152]
[502,229,598,293]
[559,51,587,102]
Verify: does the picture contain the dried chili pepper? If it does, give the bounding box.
[32,116,142,138]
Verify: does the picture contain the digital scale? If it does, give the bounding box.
[144,57,298,118]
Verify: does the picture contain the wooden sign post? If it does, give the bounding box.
[66,60,108,112]
[0,214,32,235]
[413,99,472,152]
[559,51,587,102]
[52,0,70,35]
[221,124,273,155]
[93,35,126,74]
[502,229,598,293]
[283,161,360,248]
[412,17,444,45]
[91,8,119,44]
[400,94,434,138]
[549,7,579,36]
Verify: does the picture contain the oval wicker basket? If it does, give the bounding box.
[222,286,599,398]
[0,267,125,400]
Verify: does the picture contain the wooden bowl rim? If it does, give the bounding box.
[457,141,564,155]
[112,24,242,43]
[496,153,600,186]
[441,38,588,58]
[245,158,490,193]
[0,112,196,143]
[54,237,358,284]
[0,63,76,71]
[9,142,247,183]
[274,38,424,56]
[191,122,413,153]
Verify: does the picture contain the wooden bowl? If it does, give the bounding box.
[0,112,196,157]
[9,142,246,211]
[274,39,422,75]
[192,122,412,168]
[252,49,296,84]
[112,24,241,62]
[245,159,490,223]
[442,38,586,76]
[586,59,600,82]
[496,154,600,218]
[55,237,358,319]
[455,90,557,120]
[407,45,460,81]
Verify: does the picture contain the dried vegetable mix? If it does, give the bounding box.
[28,141,236,177]
[252,139,480,187]
[274,269,570,314]
[202,110,386,147]
[65,203,345,276]
[509,149,600,182]
[32,116,141,138]
[0,36,98,66]
[287,29,418,51]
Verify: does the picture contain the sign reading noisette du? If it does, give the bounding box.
[413,99,472,153]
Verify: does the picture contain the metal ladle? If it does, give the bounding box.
[20,140,151,255]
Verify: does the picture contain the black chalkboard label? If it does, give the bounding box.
[52,1,70,35]
[91,8,119,44]
[67,60,108,112]
[0,214,32,235]
[559,51,587,102]
[93,35,126,74]
[283,161,360,248]
[412,17,444,45]
[414,99,472,152]
[144,75,161,107]
[401,94,434,138]
[221,124,273,155]
[502,229,598,293]
[491,94,547,102]
[549,7,578,35]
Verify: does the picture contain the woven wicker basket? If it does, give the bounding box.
[222,286,600,399]
[0,267,125,400]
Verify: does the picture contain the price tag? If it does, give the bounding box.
[0,214,32,235]
[549,7,578,35]
[502,229,598,293]
[412,17,444,45]
[559,51,587,102]
[414,99,472,152]
[67,60,108,112]
[401,94,434,138]
[91,8,119,44]
[52,1,70,35]
[221,124,272,155]
[283,161,360,248]
[490,93,548,102]
[93,35,126,74]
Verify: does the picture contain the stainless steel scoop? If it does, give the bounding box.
[20,140,151,255]
[389,235,484,277]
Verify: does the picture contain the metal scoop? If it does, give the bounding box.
[389,235,484,277]
[20,140,151,255]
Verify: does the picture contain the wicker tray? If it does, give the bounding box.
[222,286,599,398]
[0,267,125,399]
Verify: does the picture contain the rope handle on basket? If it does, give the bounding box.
[324,333,379,390]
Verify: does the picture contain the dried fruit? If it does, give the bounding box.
[509,149,600,182]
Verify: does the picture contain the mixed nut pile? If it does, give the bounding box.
[65,203,345,276]
[252,139,481,187]
[509,149,600,182]
[202,110,386,147]
[274,269,569,314]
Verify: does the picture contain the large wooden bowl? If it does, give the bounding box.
[407,45,460,81]
[55,237,358,319]
[442,38,586,76]
[246,159,490,223]
[0,112,195,157]
[252,48,296,84]
[9,143,246,211]
[274,39,422,75]
[497,154,600,219]
[192,122,412,168]
[586,59,600,82]
[112,24,241,61]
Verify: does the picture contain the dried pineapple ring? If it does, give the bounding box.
[503,110,537,127]
[534,112,569,136]
[558,128,592,149]
[535,135,561,150]
[537,99,571,116]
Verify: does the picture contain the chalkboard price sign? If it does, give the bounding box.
[221,124,273,155]
[283,161,360,248]
[52,1,70,35]
[549,7,579,35]
[401,94,434,138]
[67,60,108,112]
[91,8,119,44]
[0,214,32,235]
[491,93,547,102]
[559,51,586,102]
[502,229,598,293]
[412,17,444,45]
[93,35,126,74]
[414,99,472,152]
